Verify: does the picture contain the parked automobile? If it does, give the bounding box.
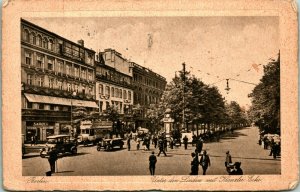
[40,135,77,158]
[97,138,124,151]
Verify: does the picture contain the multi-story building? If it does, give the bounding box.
[132,62,167,128]
[95,49,133,116]
[21,19,98,142]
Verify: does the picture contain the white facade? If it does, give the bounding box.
[96,81,133,114]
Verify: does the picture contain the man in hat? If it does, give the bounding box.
[183,135,188,150]
[48,147,58,173]
[225,151,232,172]
[230,162,243,175]
[157,139,167,156]
[199,150,211,175]
[190,152,199,175]
[196,137,203,154]
[149,151,157,175]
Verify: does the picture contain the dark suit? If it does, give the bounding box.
[48,149,58,173]
[149,154,157,175]
[190,156,199,175]
[200,154,211,175]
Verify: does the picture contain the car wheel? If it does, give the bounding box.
[97,146,101,151]
[40,152,46,158]
[120,145,123,149]
[71,148,77,154]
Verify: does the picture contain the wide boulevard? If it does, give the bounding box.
[23,126,280,176]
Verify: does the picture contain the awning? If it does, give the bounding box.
[24,93,98,108]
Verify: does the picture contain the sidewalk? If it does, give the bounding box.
[24,144,46,156]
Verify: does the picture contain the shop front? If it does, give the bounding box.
[25,122,55,142]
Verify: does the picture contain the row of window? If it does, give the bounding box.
[99,84,132,100]
[134,92,159,105]
[26,74,93,94]
[23,28,54,51]
[22,27,95,68]
[25,101,71,111]
[97,67,131,85]
[24,100,129,115]
[133,74,164,89]
[25,51,93,81]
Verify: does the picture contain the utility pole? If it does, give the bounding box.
[182,62,186,131]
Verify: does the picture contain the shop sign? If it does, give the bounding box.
[33,122,48,126]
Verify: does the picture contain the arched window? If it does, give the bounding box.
[36,35,42,46]
[105,86,110,97]
[48,39,53,51]
[123,90,127,99]
[111,87,115,97]
[23,29,30,42]
[99,84,103,95]
[43,37,48,49]
[128,91,132,100]
[30,32,36,44]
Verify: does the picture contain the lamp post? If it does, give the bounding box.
[182,63,186,131]
[71,91,76,136]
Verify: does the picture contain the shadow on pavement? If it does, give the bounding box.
[22,154,40,159]
[78,144,96,148]
[54,170,74,174]
[61,152,90,157]
[98,148,127,152]
[209,154,281,161]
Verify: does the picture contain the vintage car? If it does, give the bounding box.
[40,135,77,158]
[97,138,124,151]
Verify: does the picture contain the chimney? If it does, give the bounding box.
[78,39,84,47]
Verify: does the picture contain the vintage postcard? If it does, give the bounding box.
[2,0,298,191]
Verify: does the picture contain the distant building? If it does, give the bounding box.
[95,49,133,115]
[21,19,98,142]
[131,62,167,128]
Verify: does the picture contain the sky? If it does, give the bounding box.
[25,16,279,108]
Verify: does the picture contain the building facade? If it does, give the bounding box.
[21,19,98,142]
[132,62,167,128]
[95,49,133,115]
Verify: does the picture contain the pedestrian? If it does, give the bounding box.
[272,143,279,159]
[269,138,275,156]
[153,136,158,148]
[183,135,188,150]
[192,135,197,146]
[263,136,268,149]
[31,135,35,146]
[136,138,140,150]
[127,137,131,151]
[157,139,167,156]
[169,138,174,149]
[190,152,199,175]
[163,138,168,152]
[225,151,232,172]
[230,162,243,175]
[48,147,58,173]
[146,137,150,151]
[149,151,157,175]
[199,150,211,175]
[196,137,203,154]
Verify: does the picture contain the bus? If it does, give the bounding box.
[77,120,113,146]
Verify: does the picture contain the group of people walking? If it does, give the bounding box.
[190,150,243,175]
[259,135,281,159]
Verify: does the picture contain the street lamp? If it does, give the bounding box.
[71,91,76,136]
[182,63,186,131]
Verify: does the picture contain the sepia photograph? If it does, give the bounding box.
[21,16,280,176]
[2,0,298,191]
